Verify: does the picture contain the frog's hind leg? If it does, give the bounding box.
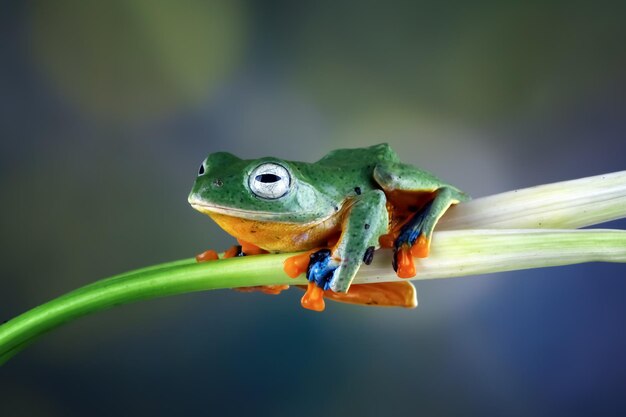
[392,187,463,278]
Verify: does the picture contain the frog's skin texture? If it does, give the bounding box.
[189,144,468,311]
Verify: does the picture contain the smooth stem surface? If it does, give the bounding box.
[0,253,299,364]
[440,170,626,230]
[360,229,626,283]
[2,228,626,365]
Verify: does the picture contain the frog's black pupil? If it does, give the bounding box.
[198,164,205,175]
[256,174,281,183]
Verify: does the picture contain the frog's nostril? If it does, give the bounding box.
[198,164,205,175]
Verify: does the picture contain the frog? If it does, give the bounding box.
[188,143,469,311]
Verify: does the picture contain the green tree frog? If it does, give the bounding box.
[188,144,468,311]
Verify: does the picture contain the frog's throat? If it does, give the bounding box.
[191,204,342,252]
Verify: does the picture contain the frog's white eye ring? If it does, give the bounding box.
[249,163,291,199]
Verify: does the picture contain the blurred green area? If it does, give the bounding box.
[1,1,625,416]
[25,1,625,124]
[30,0,246,120]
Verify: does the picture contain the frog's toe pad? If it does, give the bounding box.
[393,245,416,278]
[410,234,430,258]
[301,282,326,311]
[196,249,219,262]
[284,250,316,278]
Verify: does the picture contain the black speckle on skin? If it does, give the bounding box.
[213,178,223,187]
[354,187,362,195]
[363,246,375,265]
[334,206,339,211]
[364,223,370,230]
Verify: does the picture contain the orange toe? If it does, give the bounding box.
[378,233,396,249]
[284,250,317,278]
[237,239,268,256]
[301,282,326,311]
[196,249,219,262]
[410,235,430,258]
[223,245,241,259]
[396,246,416,278]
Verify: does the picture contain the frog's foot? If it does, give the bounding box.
[391,234,431,278]
[196,249,220,262]
[298,248,340,312]
[234,284,289,295]
[223,240,270,259]
[392,204,433,278]
[283,233,340,278]
[283,249,319,278]
[199,241,276,293]
[237,239,269,256]
[197,239,270,262]
[223,245,245,258]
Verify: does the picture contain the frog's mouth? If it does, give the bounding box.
[188,199,318,223]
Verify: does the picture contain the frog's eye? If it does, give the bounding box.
[198,160,206,176]
[249,163,291,199]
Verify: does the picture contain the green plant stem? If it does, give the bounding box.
[2,229,626,365]
[440,170,626,230]
[0,253,299,365]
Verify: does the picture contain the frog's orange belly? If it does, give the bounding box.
[207,212,340,252]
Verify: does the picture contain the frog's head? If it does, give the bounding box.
[188,152,335,223]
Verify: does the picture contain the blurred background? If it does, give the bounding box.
[1,1,625,416]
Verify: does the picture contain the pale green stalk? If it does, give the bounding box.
[359,229,626,285]
[440,171,626,229]
[1,171,625,365]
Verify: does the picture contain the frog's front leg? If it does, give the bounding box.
[299,190,389,311]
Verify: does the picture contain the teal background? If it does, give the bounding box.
[1,1,625,416]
